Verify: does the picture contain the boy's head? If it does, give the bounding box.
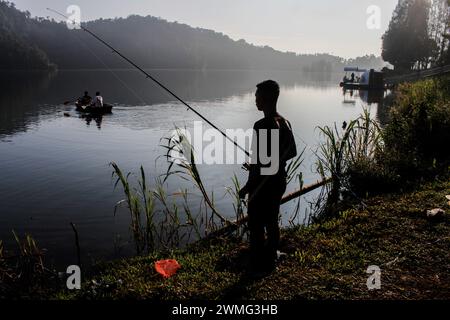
[255,80,280,112]
[96,91,100,96]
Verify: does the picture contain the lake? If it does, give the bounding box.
[0,69,386,268]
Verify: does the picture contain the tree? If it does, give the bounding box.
[382,0,437,71]
[441,0,450,63]
[427,0,449,65]
[0,1,52,70]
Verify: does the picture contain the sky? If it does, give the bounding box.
[10,0,398,58]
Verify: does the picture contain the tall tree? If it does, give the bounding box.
[0,1,52,70]
[428,0,448,64]
[441,0,450,63]
[382,0,437,71]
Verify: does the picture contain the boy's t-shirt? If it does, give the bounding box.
[246,114,297,193]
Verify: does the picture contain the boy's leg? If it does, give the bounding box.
[264,180,286,266]
[248,195,265,270]
[265,210,280,264]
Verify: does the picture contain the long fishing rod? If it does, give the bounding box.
[47,8,250,157]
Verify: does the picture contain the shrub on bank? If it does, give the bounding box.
[346,158,401,196]
[328,76,449,200]
[382,77,450,180]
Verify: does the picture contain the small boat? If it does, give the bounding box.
[75,102,113,114]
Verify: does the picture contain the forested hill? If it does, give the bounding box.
[0,1,387,71]
[0,2,53,70]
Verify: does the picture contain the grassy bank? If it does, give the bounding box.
[58,178,449,300]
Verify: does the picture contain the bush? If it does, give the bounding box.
[315,76,449,217]
[346,157,402,196]
[382,77,450,179]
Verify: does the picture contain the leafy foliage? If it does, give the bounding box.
[0,1,53,70]
[382,76,450,178]
[382,0,449,71]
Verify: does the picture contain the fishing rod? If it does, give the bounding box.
[47,8,250,157]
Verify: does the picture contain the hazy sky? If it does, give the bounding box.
[10,0,398,58]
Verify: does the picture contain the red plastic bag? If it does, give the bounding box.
[155,259,181,278]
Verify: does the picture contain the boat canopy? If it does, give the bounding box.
[344,67,367,73]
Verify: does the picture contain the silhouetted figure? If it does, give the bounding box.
[79,91,92,105]
[350,72,355,83]
[91,91,104,108]
[239,80,297,275]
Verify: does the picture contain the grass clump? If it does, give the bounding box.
[315,109,384,218]
[0,232,60,299]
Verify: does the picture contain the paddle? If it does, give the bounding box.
[64,99,89,110]
[64,100,77,105]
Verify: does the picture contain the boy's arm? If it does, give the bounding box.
[239,122,261,198]
[239,164,260,198]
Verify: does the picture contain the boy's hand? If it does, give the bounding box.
[238,186,248,199]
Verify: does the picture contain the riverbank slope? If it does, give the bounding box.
[60,178,449,300]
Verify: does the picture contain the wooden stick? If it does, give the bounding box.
[280,177,332,205]
[205,178,332,239]
[70,222,82,268]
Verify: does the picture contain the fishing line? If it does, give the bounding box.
[47,8,250,157]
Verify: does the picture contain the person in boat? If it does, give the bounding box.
[79,91,92,106]
[91,91,104,108]
[239,80,297,275]
[350,72,355,83]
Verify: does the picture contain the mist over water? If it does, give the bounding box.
[0,69,385,267]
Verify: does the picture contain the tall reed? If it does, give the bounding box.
[111,162,156,254]
[225,174,246,236]
[113,125,307,250]
[315,110,382,218]
[161,127,231,228]
[12,231,45,274]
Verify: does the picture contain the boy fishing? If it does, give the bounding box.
[239,80,297,274]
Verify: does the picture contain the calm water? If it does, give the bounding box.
[0,70,386,267]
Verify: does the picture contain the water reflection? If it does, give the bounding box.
[358,89,385,105]
[342,89,357,106]
[342,88,385,105]
[0,71,56,137]
[0,69,341,138]
[341,87,390,125]
[81,114,104,130]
